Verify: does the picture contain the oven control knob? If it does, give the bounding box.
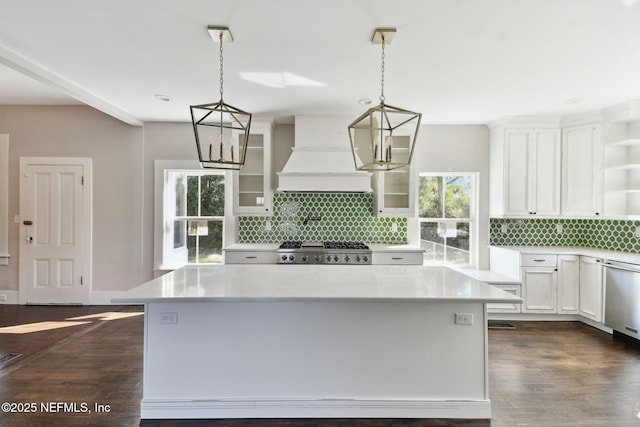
[314,255,321,262]
[363,256,369,263]
[302,255,309,262]
[327,255,332,262]
[281,255,288,262]
[356,256,361,262]
[333,256,339,262]
[344,255,350,262]
[289,254,295,261]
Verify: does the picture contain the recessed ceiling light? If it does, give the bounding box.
[563,97,583,105]
[154,94,172,102]
[358,98,372,105]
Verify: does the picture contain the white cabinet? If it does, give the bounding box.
[224,250,276,264]
[373,137,416,217]
[602,101,640,218]
[232,120,273,215]
[579,256,604,322]
[521,254,558,313]
[490,126,561,217]
[371,249,423,265]
[557,255,580,314]
[487,283,521,313]
[561,124,603,217]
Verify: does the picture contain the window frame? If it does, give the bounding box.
[154,160,233,272]
[417,172,479,267]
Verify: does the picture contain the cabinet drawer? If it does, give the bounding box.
[521,254,557,267]
[487,283,521,313]
[225,251,276,264]
[372,251,423,265]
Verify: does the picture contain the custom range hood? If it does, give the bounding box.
[277,115,373,192]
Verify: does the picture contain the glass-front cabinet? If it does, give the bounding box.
[373,135,415,217]
[233,120,273,215]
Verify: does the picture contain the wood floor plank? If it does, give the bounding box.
[1,307,639,426]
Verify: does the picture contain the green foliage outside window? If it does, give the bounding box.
[418,176,471,219]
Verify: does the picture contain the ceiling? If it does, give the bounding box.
[1,0,640,126]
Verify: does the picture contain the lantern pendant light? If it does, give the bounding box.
[348,28,422,172]
[190,26,252,170]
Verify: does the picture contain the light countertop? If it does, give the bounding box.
[451,267,520,284]
[224,243,423,252]
[112,264,521,304]
[490,245,640,265]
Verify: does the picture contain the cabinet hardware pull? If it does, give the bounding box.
[625,326,639,334]
[391,257,404,260]
[533,259,546,262]
[245,256,258,259]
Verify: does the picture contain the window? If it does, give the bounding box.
[418,174,477,266]
[163,170,225,268]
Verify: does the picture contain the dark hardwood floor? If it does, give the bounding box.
[1,305,639,426]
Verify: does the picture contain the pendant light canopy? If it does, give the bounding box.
[190,26,252,170]
[348,28,421,172]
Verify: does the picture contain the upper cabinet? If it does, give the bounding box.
[490,124,561,217]
[373,135,416,217]
[232,120,273,216]
[602,101,640,218]
[561,124,603,217]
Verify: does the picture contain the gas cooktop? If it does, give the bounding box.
[277,241,371,264]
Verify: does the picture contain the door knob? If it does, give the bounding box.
[26,236,33,244]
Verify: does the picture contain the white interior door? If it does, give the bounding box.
[19,158,92,304]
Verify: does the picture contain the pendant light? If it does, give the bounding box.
[190,26,252,170]
[348,28,421,172]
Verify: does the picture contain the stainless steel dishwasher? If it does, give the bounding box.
[603,260,640,341]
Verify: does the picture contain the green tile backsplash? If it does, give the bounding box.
[239,193,407,243]
[490,218,640,253]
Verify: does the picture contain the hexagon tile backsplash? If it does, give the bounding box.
[239,193,407,243]
[490,218,640,253]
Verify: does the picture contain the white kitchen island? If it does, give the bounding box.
[112,265,520,420]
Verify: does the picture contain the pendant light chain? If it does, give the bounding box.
[219,32,224,101]
[380,34,386,103]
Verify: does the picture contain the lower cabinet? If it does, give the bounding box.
[224,250,276,264]
[487,283,521,313]
[521,254,557,313]
[557,255,580,314]
[579,256,604,322]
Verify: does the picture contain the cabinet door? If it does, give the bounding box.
[530,129,561,216]
[504,129,531,216]
[373,164,415,217]
[233,121,273,215]
[579,256,604,322]
[521,267,557,313]
[557,255,580,314]
[562,125,603,217]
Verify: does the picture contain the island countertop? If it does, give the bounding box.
[112,264,522,304]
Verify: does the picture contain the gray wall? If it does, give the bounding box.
[0,105,144,292]
[0,106,490,296]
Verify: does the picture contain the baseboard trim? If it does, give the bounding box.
[140,398,491,419]
[90,291,139,305]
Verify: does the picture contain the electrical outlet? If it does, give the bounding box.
[0,295,7,302]
[392,222,398,232]
[500,224,508,233]
[556,224,563,234]
[635,226,640,238]
[265,220,272,231]
[160,312,178,324]
[455,313,473,325]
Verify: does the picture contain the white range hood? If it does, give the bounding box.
[277,115,372,193]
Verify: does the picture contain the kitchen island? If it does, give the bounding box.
[112,265,520,420]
